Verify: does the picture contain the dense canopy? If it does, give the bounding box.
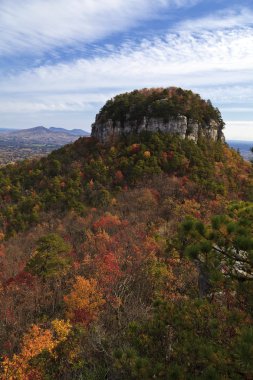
[96,87,224,126]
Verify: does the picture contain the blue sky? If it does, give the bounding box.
[0,0,253,140]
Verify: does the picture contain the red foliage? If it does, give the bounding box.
[93,214,127,232]
[72,309,93,325]
[130,144,141,154]
[5,271,35,290]
[180,176,189,186]
[27,369,43,380]
[82,214,160,301]
[93,251,122,291]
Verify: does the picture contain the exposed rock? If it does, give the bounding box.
[92,115,224,143]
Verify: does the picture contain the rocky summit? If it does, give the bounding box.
[91,87,225,143]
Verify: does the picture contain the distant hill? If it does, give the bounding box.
[0,126,90,164]
[10,126,52,136]
[0,126,88,144]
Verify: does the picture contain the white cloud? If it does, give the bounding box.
[178,7,253,31]
[1,27,253,95]
[221,107,253,113]
[0,92,109,113]
[0,0,197,56]
[192,85,253,105]
[225,121,253,140]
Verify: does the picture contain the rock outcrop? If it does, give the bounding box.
[91,88,225,143]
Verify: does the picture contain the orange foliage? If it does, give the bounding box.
[1,320,72,380]
[92,213,124,231]
[64,276,105,325]
[143,151,151,158]
[2,325,54,380]
[114,170,124,183]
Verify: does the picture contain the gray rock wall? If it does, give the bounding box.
[91,115,224,143]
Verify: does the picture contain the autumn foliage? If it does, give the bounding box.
[0,131,253,379]
[64,277,105,324]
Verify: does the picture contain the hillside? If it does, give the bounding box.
[0,94,253,379]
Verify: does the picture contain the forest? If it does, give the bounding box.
[0,130,252,379]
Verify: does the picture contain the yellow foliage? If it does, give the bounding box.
[51,319,72,343]
[109,146,117,155]
[143,150,151,158]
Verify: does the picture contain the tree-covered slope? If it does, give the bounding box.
[0,132,251,238]
[0,130,253,379]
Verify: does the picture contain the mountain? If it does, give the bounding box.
[92,87,225,143]
[8,126,52,136]
[0,89,252,379]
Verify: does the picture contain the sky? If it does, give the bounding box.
[0,0,253,140]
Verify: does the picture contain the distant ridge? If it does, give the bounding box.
[12,126,50,135]
[0,126,90,164]
[0,126,90,136]
[49,127,89,136]
[1,126,89,136]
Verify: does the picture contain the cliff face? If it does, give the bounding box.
[91,115,224,143]
[91,88,225,143]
